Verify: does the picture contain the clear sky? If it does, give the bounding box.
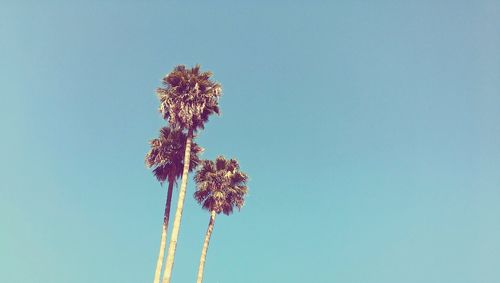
[1,1,499,282]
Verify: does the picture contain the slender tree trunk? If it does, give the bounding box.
[196,211,216,283]
[162,128,193,283]
[153,180,174,283]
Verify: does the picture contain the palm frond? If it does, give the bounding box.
[193,156,249,215]
[145,126,203,185]
[157,65,222,131]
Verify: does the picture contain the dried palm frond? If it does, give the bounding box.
[157,65,222,131]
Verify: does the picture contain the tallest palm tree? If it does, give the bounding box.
[157,65,222,283]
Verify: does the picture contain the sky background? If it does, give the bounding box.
[1,1,499,282]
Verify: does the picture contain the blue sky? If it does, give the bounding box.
[1,1,499,282]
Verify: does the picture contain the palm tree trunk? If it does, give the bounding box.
[196,211,216,283]
[162,128,193,283]
[153,180,174,283]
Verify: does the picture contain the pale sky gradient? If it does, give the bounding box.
[1,1,499,282]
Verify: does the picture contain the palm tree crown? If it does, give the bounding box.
[194,156,249,215]
[145,126,203,184]
[157,65,222,131]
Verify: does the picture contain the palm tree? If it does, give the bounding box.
[145,126,202,283]
[157,65,222,283]
[193,156,249,283]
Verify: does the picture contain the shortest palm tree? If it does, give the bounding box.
[193,156,249,283]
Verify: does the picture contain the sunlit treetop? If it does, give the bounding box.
[157,65,222,132]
